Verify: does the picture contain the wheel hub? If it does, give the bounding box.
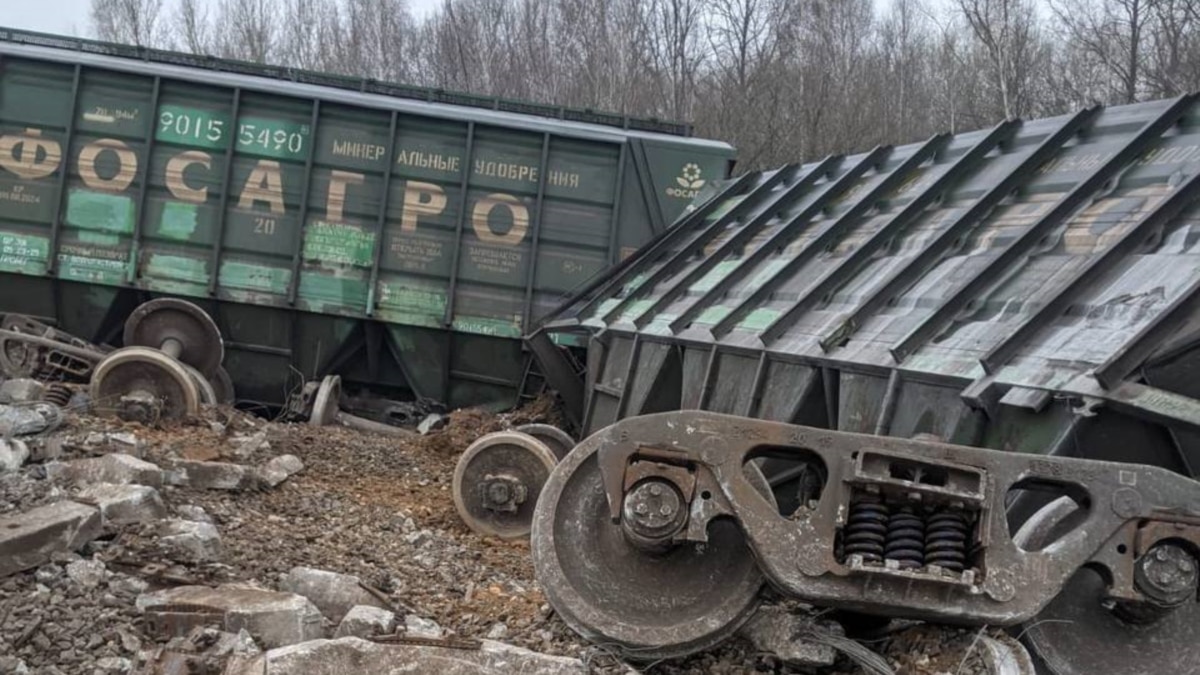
[117,390,162,425]
[1134,542,1198,609]
[622,479,686,545]
[480,474,527,513]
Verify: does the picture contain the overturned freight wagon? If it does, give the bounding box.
[0,28,734,411]
[528,95,1200,674]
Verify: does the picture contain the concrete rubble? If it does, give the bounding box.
[280,566,389,623]
[65,559,107,588]
[404,614,445,639]
[0,438,29,473]
[0,399,1001,675]
[0,378,44,404]
[137,584,325,648]
[333,605,396,638]
[0,501,101,576]
[158,519,223,562]
[257,453,304,487]
[74,483,167,525]
[0,402,61,435]
[45,453,164,488]
[225,637,587,675]
[167,459,251,490]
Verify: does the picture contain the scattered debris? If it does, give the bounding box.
[0,438,29,473]
[0,402,62,436]
[334,605,396,638]
[158,519,223,562]
[0,378,44,404]
[74,483,167,525]
[225,637,587,674]
[167,459,251,490]
[257,454,303,487]
[0,501,100,576]
[64,559,107,588]
[281,566,388,623]
[175,504,214,523]
[739,605,841,668]
[46,453,164,488]
[138,585,325,648]
[418,413,447,435]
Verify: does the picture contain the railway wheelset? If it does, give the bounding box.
[0,298,235,421]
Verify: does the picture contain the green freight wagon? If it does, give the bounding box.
[0,28,735,411]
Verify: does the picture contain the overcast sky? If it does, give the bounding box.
[3,0,443,37]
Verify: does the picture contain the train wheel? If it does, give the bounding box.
[453,431,558,540]
[1017,497,1200,674]
[124,298,224,378]
[531,439,774,661]
[514,423,575,461]
[90,347,201,422]
[209,366,236,405]
[309,375,342,426]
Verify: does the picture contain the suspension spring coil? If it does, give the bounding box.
[843,495,889,564]
[42,383,73,408]
[925,510,969,572]
[884,507,925,569]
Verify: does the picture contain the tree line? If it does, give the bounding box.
[88,0,1200,171]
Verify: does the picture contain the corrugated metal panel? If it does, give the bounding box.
[0,27,697,138]
[540,95,1200,472]
[0,38,735,409]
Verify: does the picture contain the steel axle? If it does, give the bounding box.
[532,411,1200,661]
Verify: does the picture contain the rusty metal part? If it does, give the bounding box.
[532,411,1200,661]
[41,383,73,407]
[0,314,108,381]
[532,444,777,661]
[1016,498,1200,675]
[515,423,575,460]
[453,431,558,539]
[1134,542,1198,608]
[306,375,416,437]
[143,602,227,639]
[369,634,482,650]
[207,366,235,405]
[124,299,224,378]
[90,347,201,422]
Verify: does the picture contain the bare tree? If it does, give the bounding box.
[91,0,165,46]
[955,0,1045,119]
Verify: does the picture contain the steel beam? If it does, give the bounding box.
[712,135,950,338]
[759,121,1019,344]
[443,121,476,326]
[286,100,321,305]
[668,147,892,335]
[817,106,1102,352]
[366,110,400,317]
[982,168,1200,374]
[598,169,784,325]
[46,63,82,277]
[630,156,840,329]
[207,88,242,294]
[572,171,760,322]
[892,95,1195,362]
[521,133,553,330]
[127,75,162,285]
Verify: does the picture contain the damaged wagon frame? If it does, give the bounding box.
[592,412,1200,624]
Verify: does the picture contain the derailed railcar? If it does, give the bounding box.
[0,28,734,411]
[529,95,1200,673]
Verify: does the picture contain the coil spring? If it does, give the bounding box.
[884,507,925,569]
[42,384,73,408]
[925,510,969,572]
[843,496,889,563]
